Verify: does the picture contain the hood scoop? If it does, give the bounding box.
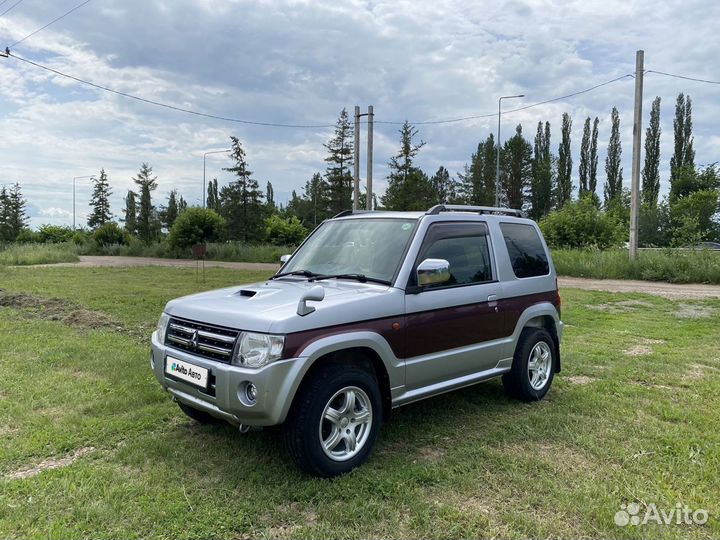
[236,289,258,298]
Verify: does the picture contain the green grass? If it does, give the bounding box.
[553,248,720,284]
[1,266,719,538]
[0,243,80,266]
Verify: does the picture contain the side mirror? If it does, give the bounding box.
[417,258,450,287]
[297,285,325,316]
[280,254,291,264]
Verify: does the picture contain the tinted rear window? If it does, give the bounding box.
[500,223,549,278]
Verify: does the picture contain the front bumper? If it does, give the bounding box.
[151,331,307,426]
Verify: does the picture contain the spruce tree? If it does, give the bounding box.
[133,163,160,242]
[501,124,532,210]
[220,136,265,241]
[381,121,432,210]
[0,187,10,241]
[324,109,354,215]
[604,107,624,206]
[165,190,179,229]
[87,169,112,230]
[123,190,137,234]
[530,121,553,220]
[589,117,600,201]
[3,183,28,240]
[670,93,695,198]
[556,113,573,207]
[642,97,662,207]
[578,117,591,196]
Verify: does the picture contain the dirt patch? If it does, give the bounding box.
[631,381,673,390]
[565,375,596,385]
[0,290,120,330]
[260,503,318,540]
[640,338,667,345]
[5,446,96,480]
[682,363,719,382]
[624,345,652,356]
[586,299,656,314]
[674,303,716,319]
[414,445,446,463]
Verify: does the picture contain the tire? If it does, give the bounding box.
[502,327,556,402]
[177,402,218,424]
[284,363,382,477]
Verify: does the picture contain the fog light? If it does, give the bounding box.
[245,383,257,404]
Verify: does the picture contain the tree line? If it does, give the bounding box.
[1,93,718,248]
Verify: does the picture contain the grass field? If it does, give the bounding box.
[1,265,719,539]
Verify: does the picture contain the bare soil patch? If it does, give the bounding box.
[623,345,652,356]
[0,290,120,330]
[566,375,596,385]
[5,446,96,480]
[674,303,716,319]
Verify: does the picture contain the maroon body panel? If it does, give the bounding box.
[282,289,559,360]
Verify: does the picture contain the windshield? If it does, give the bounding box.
[279,218,417,284]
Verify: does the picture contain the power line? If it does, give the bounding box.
[375,74,634,125]
[0,0,25,17]
[6,52,338,128]
[9,0,93,48]
[645,69,720,86]
[0,0,13,8]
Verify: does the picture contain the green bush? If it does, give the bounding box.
[265,214,307,246]
[540,197,625,249]
[93,222,129,246]
[168,207,225,250]
[37,224,75,244]
[15,229,41,243]
[0,243,79,266]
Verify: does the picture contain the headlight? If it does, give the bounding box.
[156,312,170,343]
[233,332,285,368]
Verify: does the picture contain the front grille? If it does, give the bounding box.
[165,317,239,363]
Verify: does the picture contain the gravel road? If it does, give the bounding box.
[24,256,720,299]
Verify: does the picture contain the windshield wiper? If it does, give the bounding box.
[269,270,320,280]
[307,273,391,285]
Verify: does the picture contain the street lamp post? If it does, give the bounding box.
[203,149,231,207]
[73,175,96,230]
[495,94,524,207]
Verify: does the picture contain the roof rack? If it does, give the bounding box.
[332,209,376,218]
[426,204,524,217]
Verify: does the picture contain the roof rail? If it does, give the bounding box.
[426,204,524,217]
[332,209,376,218]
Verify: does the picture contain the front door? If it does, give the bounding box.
[404,221,505,390]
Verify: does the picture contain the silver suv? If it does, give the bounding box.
[151,205,563,476]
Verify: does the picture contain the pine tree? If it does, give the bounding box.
[589,117,600,201]
[206,178,220,211]
[87,169,112,230]
[165,190,179,229]
[501,125,532,210]
[133,163,160,242]
[220,136,265,241]
[381,121,432,210]
[459,135,496,206]
[578,117,591,196]
[642,97,662,207]
[556,113,573,207]
[123,190,137,234]
[530,121,553,220]
[0,186,12,241]
[324,109,354,215]
[604,107,624,206]
[670,93,696,198]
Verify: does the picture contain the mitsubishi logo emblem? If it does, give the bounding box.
[190,330,200,349]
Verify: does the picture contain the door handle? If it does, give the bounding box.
[487,294,498,302]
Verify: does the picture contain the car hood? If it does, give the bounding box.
[164,278,402,334]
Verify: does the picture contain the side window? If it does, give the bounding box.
[500,223,549,278]
[413,222,493,288]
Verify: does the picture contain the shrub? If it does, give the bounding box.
[168,207,225,250]
[540,197,625,249]
[265,214,307,246]
[93,222,129,246]
[37,224,75,244]
[15,229,41,243]
[0,243,79,265]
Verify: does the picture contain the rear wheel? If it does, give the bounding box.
[503,328,556,401]
[177,402,218,424]
[284,363,382,477]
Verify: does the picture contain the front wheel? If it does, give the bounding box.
[284,363,382,477]
[502,328,556,401]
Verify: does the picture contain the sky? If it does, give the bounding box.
[0,0,718,228]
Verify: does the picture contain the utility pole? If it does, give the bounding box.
[629,50,644,260]
[353,106,361,211]
[366,105,374,210]
[495,94,524,207]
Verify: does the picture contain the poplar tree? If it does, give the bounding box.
[501,124,532,210]
[530,121,553,220]
[642,97,662,207]
[556,113,573,207]
[459,134,496,206]
[87,169,112,229]
[589,117,600,201]
[123,190,137,234]
[578,117,591,196]
[670,93,695,198]
[604,107,623,206]
[206,178,220,211]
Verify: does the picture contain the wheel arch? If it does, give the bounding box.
[513,303,562,373]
